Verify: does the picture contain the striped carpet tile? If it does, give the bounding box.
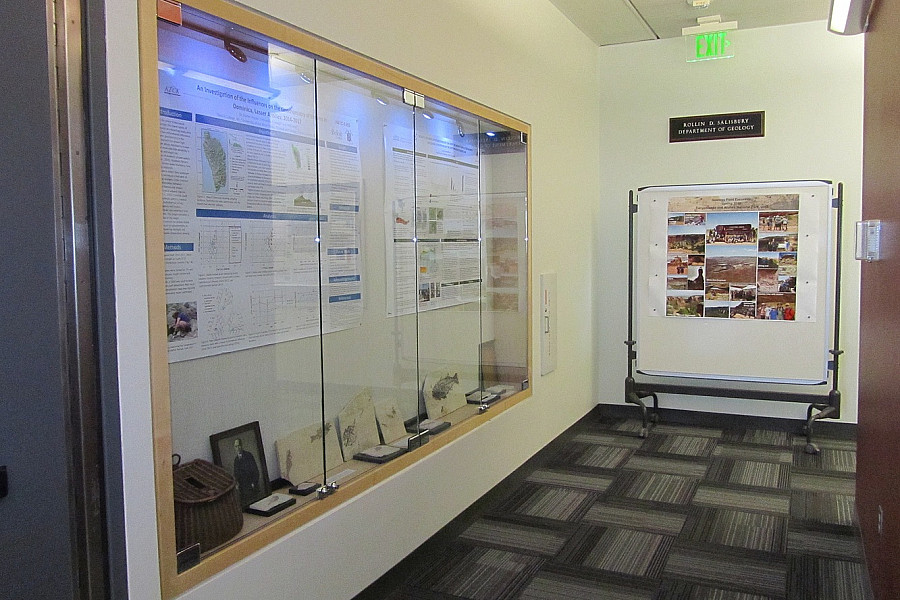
[576,445,633,469]
[413,545,544,600]
[514,485,593,521]
[656,580,776,600]
[518,571,655,600]
[526,467,613,492]
[663,546,788,598]
[612,420,649,435]
[706,459,790,489]
[790,491,857,526]
[683,507,787,553]
[792,447,857,473]
[723,429,791,447]
[651,424,723,438]
[458,519,571,556]
[792,437,857,452]
[623,455,710,478]
[644,434,717,457]
[572,431,644,448]
[712,443,793,464]
[790,473,856,495]
[582,501,688,535]
[612,471,699,505]
[693,484,791,515]
[787,555,869,600]
[786,529,862,561]
[557,525,672,578]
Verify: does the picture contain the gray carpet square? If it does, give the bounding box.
[652,424,723,439]
[693,484,790,515]
[786,529,862,561]
[790,473,856,495]
[518,571,655,600]
[582,500,688,535]
[706,459,790,490]
[657,581,777,600]
[663,547,787,598]
[612,420,649,435]
[576,445,633,469]
[516,486,593,521]
[712,443,793,464]
[572,431,644,449]
[644,434,717,457]
[723,429,791,447]
[526,468,613,492]
[787,555,870,600]
[409,545,543,600]
[792,447,856,473]
[792,437,856,452]
[624,455,709,478]
[790,492,857,526]
[558,526,672,578]
[459,519,570,556]
[613,471,699,505]
[683,508,787,553]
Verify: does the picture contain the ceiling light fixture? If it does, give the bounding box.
[687,0,711,8]
[827,0,874,34]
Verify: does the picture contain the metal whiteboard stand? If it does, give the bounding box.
[623,184,845,454]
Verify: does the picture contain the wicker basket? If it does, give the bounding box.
[173,459,243,552]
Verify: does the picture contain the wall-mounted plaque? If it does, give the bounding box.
[669,111,764,143]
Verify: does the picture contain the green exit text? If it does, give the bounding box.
[690,31,734,62]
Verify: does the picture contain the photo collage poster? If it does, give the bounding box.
[665,194,800,320]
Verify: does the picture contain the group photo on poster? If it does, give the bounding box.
[664,194,800,320]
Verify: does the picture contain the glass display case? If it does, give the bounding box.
[141,0,530,595]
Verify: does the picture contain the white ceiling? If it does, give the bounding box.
[549,0,831,45]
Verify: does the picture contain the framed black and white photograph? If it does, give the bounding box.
[210,421,271,508]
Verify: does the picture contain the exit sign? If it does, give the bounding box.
[687,30,734,62]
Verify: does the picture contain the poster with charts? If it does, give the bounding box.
[384,125,482,317]
[157,41,363,363]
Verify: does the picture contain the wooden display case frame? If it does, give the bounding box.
[138,0,532,597]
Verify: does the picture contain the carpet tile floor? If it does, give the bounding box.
[358,413,870,600]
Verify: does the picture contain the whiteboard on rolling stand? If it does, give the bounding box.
[635,181,834,384]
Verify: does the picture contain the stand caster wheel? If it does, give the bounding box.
[649,413,659,424]
[804,442,820,455]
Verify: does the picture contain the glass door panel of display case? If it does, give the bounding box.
[478,120,529,398]
[145,1,531,594]
[156,4,326,562]
[314,59,421,476]
[412,99,484,428]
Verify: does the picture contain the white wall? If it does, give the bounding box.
[596,22,864,422]
[107,1,601,599]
